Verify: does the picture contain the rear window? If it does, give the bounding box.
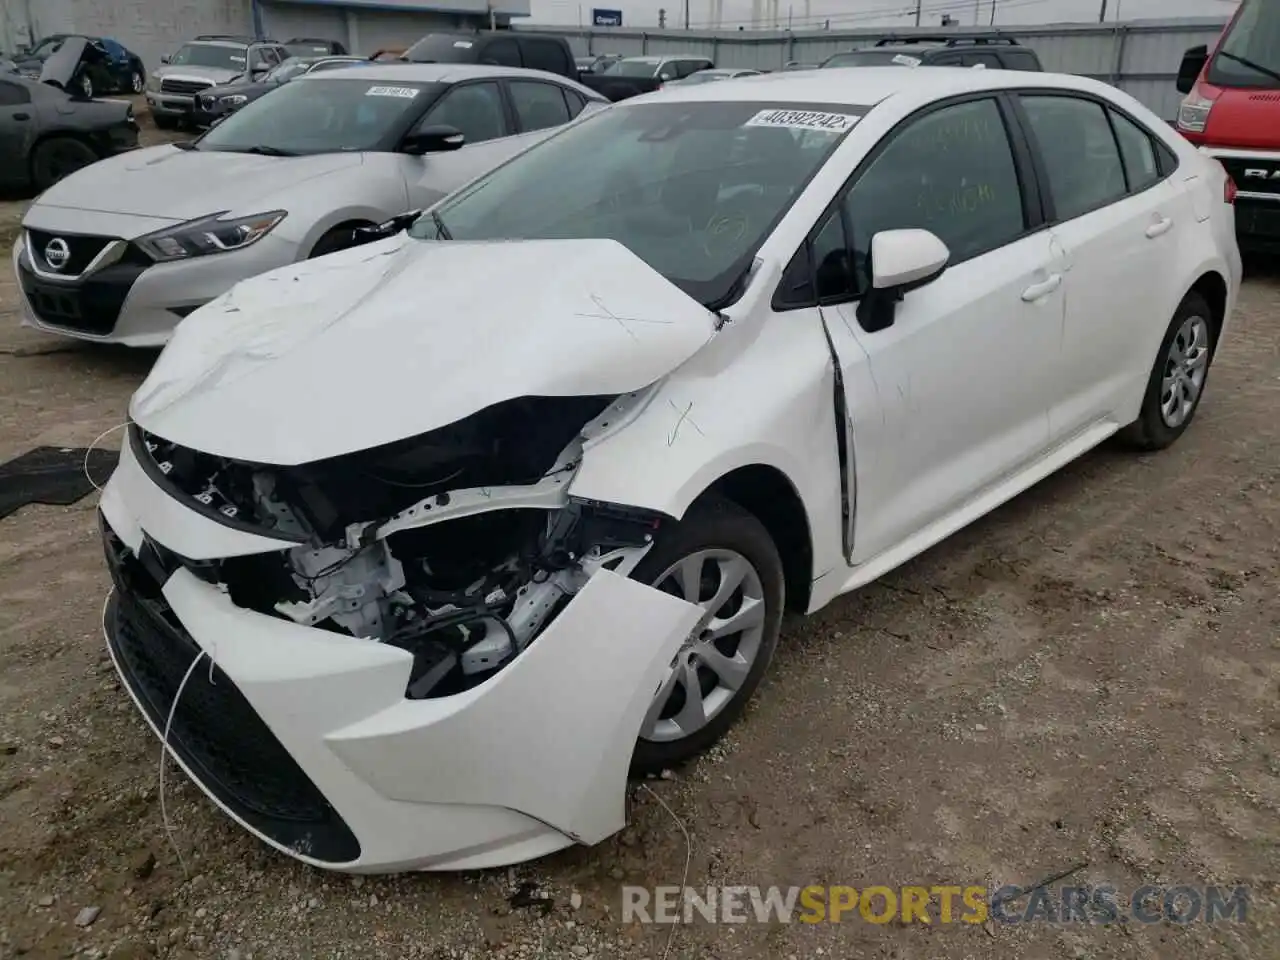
[403,33,481,64]
[602,59,661,78]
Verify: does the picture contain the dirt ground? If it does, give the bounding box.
[0,108,1277,960]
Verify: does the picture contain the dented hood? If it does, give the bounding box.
[130,235,718,465]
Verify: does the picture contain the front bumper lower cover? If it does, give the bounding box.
[99,439,701,872]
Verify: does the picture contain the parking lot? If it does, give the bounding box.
[0,102,1278,960]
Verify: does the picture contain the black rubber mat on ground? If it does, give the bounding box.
[0,446,117,520]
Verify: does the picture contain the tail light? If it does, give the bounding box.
[1224,175,1237,205]
[1177,87,1218,134]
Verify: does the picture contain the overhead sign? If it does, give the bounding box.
[592,8,623,26]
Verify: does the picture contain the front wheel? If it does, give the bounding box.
[629,495,784,776]
[1119,291,1215,451]
[130,70,145,94]
[79,73,94,99]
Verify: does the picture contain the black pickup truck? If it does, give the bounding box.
[400,31,710,101]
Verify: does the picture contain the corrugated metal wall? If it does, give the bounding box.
[537,18,1229,120]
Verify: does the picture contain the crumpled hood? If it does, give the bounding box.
[29,145,363,224]
[130,236,718,465]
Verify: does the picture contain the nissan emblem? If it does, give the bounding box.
[44,238,71,271]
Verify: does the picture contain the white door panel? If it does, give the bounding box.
[1047,179,1179,438]
[826,231,1062,564]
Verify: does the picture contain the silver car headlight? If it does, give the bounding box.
[136,211,287,262]
[146,74,161,92]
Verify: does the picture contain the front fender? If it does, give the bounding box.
[568,303,847,586]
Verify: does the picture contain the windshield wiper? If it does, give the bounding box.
[172,140,198,151]
[236,144,298,157]
[430,210,451,240]
[1216,50,1280,86]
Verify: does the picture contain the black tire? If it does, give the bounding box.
[30,137,100,191]
[153,114,178,130]
[1119,291,1217,452]
[308,225,366,259]
[629,495,784,776]
[79,73,94,99]
[129,69,145,94]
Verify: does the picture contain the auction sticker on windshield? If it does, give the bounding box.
[366,85,421,98]
[745,109,861,133]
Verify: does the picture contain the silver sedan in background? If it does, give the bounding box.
[14,63,608,347]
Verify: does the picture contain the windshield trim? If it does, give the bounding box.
[424,99,870,310]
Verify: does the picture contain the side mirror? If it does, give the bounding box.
[160,54,170,64]
[1177,44,1208,94]
[402,124,465,154]
[855,229,949,333]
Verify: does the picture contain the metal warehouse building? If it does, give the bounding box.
[1,0,531,69]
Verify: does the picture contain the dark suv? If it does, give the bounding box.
[402,32,577,80]
[820,36,1042,71]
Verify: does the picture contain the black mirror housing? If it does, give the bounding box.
[1177,45,1208,94]
[403,124,465,155]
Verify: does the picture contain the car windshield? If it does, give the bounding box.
[169,43,247,70]
[822,50,921,68]
[1207,0,1280,88]
[603,59,661,77]
[197,77,439,155]
[264,58,311,83]
[402,33,480,63]
[418,100,862,306]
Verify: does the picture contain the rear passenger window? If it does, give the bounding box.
[1002,50,1040,71]
[562,88,587,118]
[843,97,1026,281]
[1020,95,1126,221]
[482,38,521,67]
[521,38,568,75]
[1109,109,1161,192]
[510,80,571,132]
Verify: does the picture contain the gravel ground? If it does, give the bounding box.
[0,108,1277,960]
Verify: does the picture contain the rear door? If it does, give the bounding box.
[1013,92,1181,438]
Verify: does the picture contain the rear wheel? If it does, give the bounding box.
[130,69,145,94]
[79,73,94,99]
[1119,292,1215,451]
[30,137,99,191]
[629,495,784,776]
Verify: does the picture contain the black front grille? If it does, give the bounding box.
[160,78,213,95]
[102,516,360,863]
[18,256,149,335]
[27,230,116,275]
[1220,157,1280,199]
[1235,197,1280,248]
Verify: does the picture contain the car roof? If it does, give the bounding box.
[643,64,1093,105]
[293,62,580,84]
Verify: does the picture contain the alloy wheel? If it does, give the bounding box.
[640,549,767,743]
[1160,314,1209,428]
[131,71,144,93]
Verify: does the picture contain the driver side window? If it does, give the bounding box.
[842,97,1025,289]
[421,81,508,145]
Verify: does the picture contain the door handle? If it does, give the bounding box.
[12,112,29,121]
[1145,216,1173,239]
[1021,273,1062,302]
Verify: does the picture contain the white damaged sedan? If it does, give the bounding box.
[100,67,1240,872]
